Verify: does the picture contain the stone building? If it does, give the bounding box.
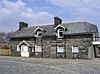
[9,17,99,59]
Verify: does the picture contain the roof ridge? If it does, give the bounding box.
[24,21,96,29]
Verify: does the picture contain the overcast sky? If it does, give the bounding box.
[0,0,100,32]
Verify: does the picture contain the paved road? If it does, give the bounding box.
[0,56,100,74]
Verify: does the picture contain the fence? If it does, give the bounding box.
[0,49,11,56]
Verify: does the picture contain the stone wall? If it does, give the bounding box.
[10,34,94,59]
[33,34,93,59]
[65,38,92,59]
[41,38,93,59]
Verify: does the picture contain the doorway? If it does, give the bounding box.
[21,45,29,57]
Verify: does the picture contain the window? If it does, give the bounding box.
[57,46,64,52]
[57,29,63,38]
[34,27,43,37]
[36,31,42,37]
[35,45,42,52]
[72,46,79,53]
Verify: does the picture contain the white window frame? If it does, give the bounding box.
[36,31,42,37]
[32,48,34,52]
[93,33,96,41]
[35,45,42,52]
[57,46,64,52]
[17,45,20,51]
[72,46,79,53]
[57,29,63,38]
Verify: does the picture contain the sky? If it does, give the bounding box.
[0,0,100,32]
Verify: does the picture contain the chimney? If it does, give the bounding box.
[54,17,62,27]
[19,22,28,30]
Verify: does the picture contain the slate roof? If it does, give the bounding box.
[10,22,98,38]
[27,41,34,47]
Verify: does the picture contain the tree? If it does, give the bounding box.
[0,36,4,42]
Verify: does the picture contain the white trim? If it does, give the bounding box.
[18,40,30,47]
[34,27,43,32]
[93,33,96,41]
[54,25,65,30]
[32,48,34,52]
[93,41,100,45]
[57,29,63,38]
[17,40,30,51]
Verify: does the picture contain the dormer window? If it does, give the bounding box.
[34,27,43,37]
[57,29,63,38]
[54,25,66,38]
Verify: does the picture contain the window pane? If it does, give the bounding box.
[38,33,42,36]
[35,45,42,52]
[37,31,42,37]
[72,46,79,53]
[57,46,64,52]
[59,32,63,36]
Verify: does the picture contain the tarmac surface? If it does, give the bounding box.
[0,56,100,74]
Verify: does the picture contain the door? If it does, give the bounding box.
[97,47,100,57]
[21,45,29,57]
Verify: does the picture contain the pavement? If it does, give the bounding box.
[0,56,100,74]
